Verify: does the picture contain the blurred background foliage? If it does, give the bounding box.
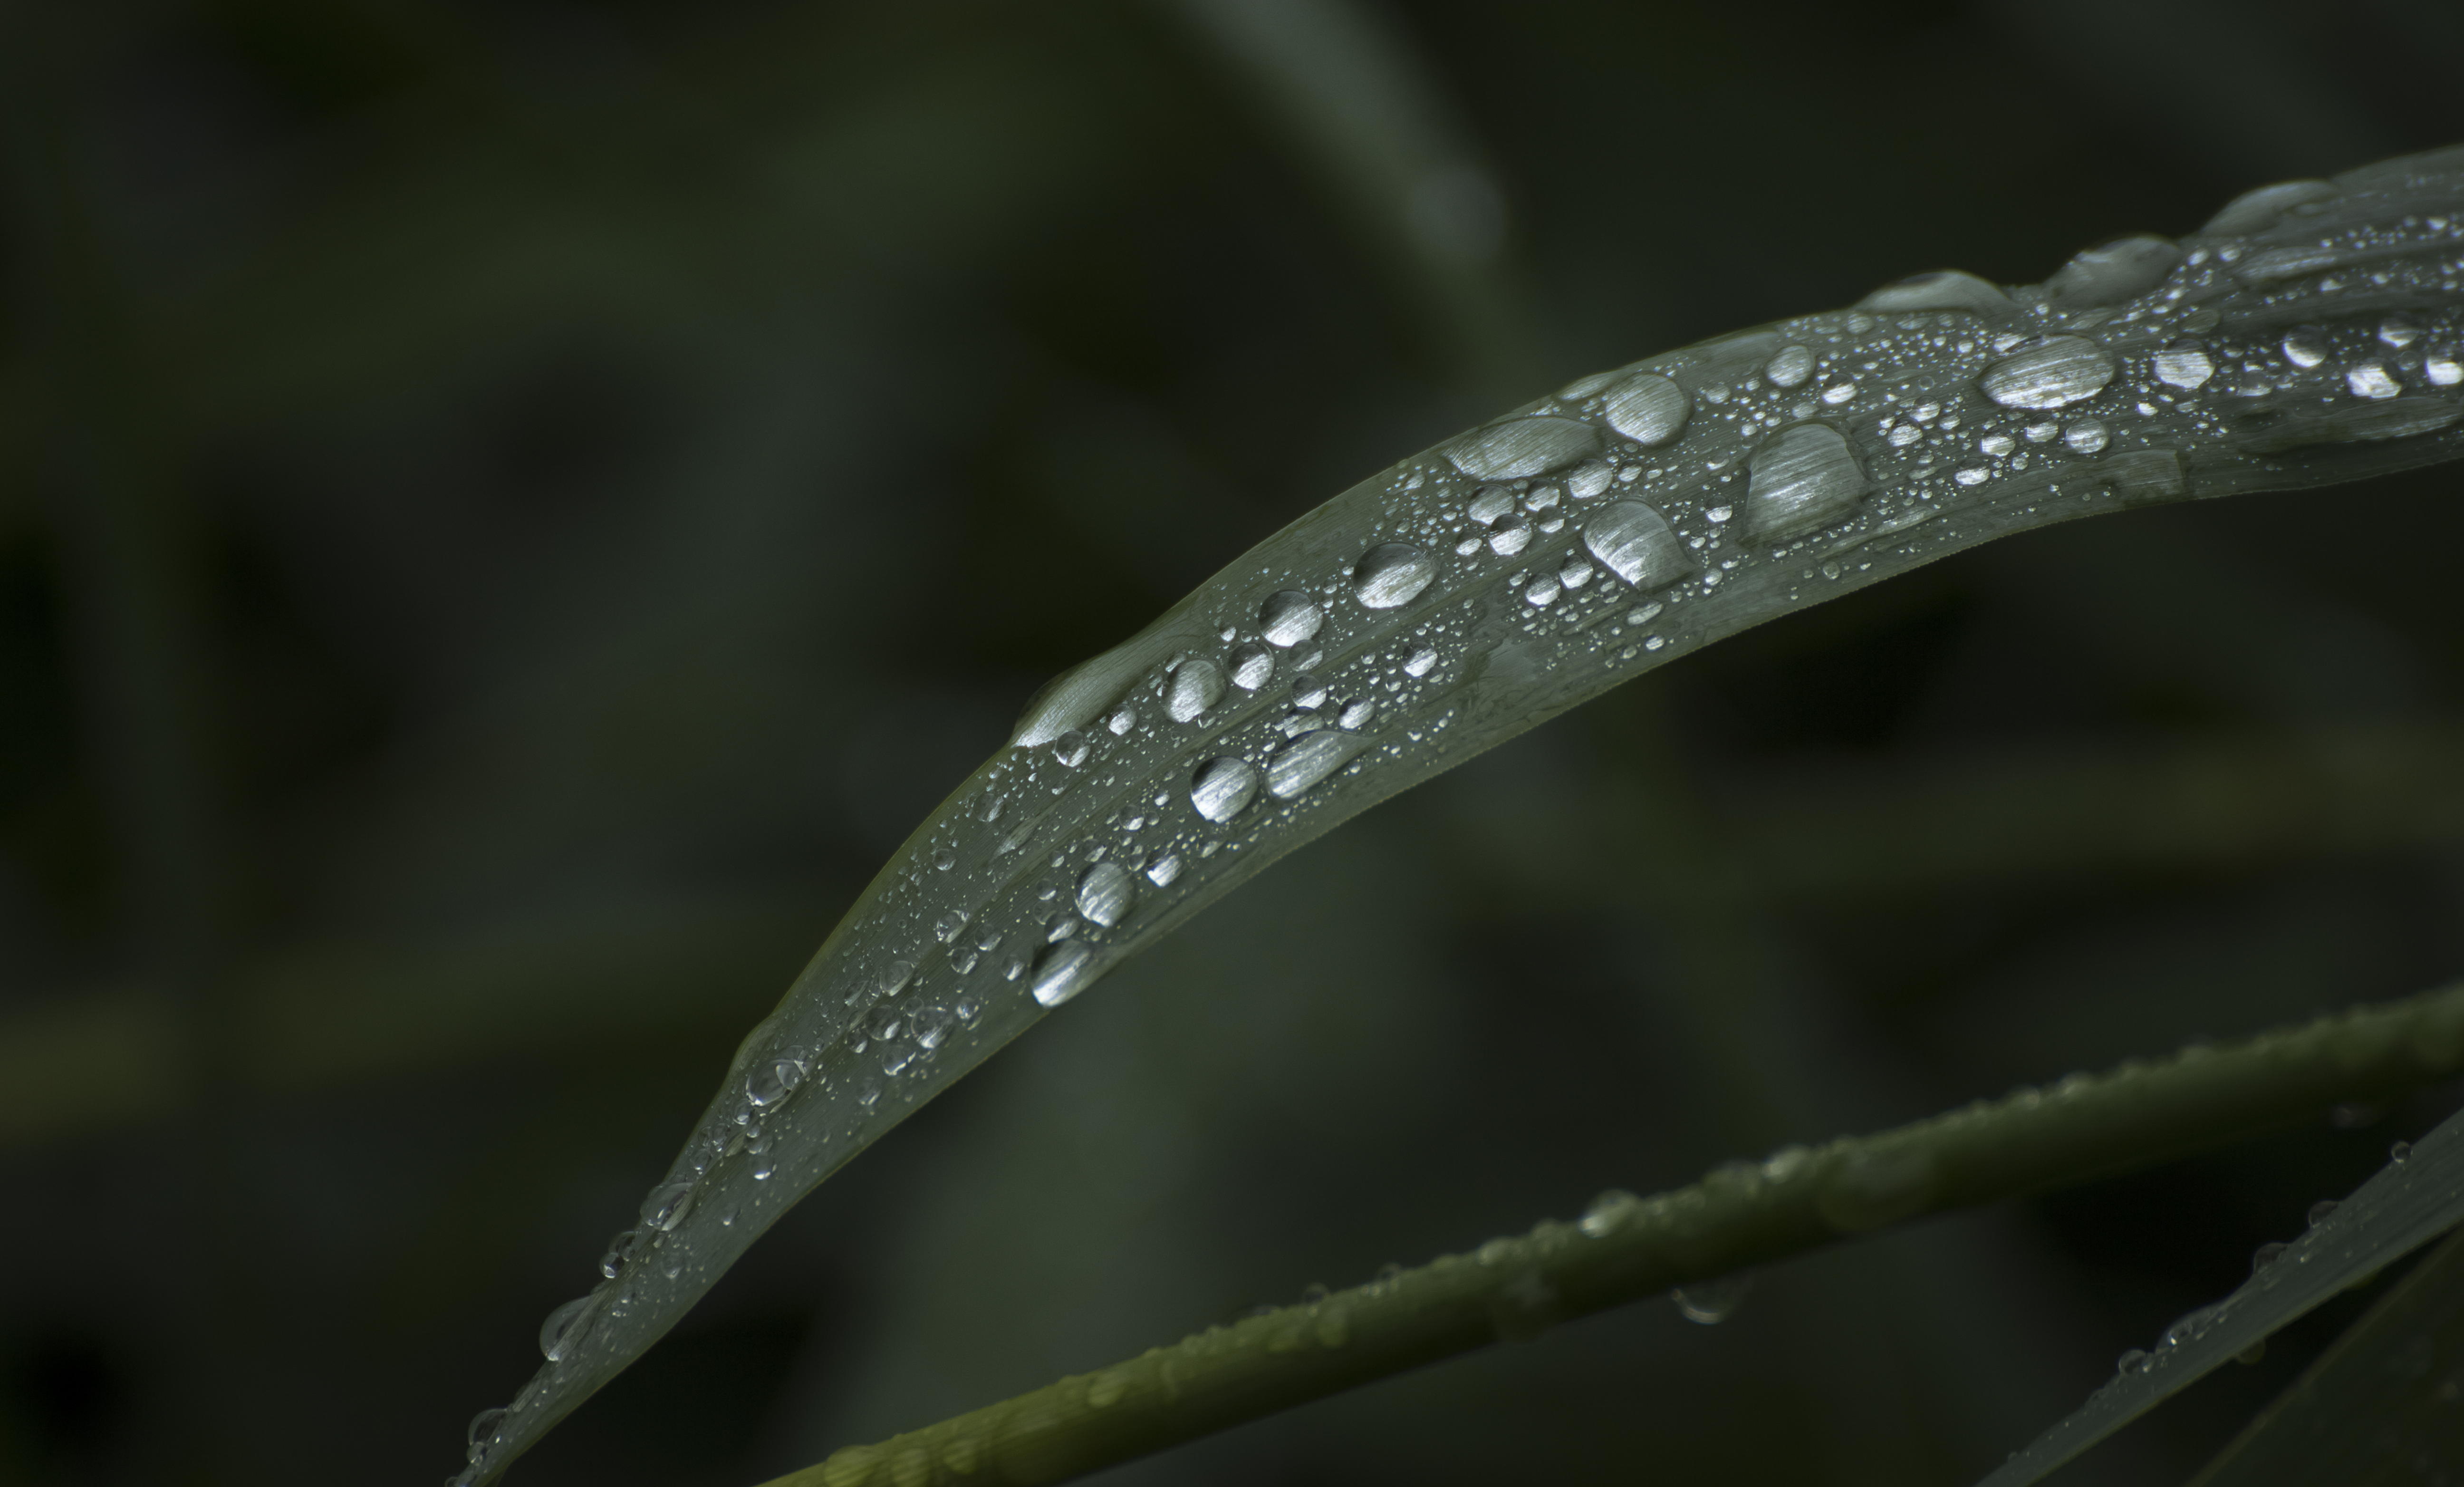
[0,0,2461,1484]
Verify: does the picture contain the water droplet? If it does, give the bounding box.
[1268,730,1374,799]
[2116,1348,2150,1376]
[1191,756,1260,822]
[1954,466,1990,487]
[747,1056,806,1108]
[1759,345,1811,389]
[1743,423,1871,540]
[2378,313,2424,348]
[1670,1274,1752,1325]
[467,1407,508,1458]
[2154,341,2214,390]
[933,908,970,944]
[2281,327,2329,368]
[2427,354,2462,387]
[1031,939,1095,1007]
[1523,484,1561,514]
[1523,575,1560,607]
[1289,674,1329,709]
[1446,416,1603,478]
[1075,860,1136,929]
[1145,853,1183,887]
[2308,1199,2341,1227]
[539,1293,600,1361]
[2347,361,2402,399]
[1052,731,1091,767]
[1979,433,2015,457]
[1165,657,1227,722]
[1338,697,1375,729]
[876,959,914,998]
[2201,179,2338,235]
[1601,372,1689,445]
[1259,591,1323,648]
[1404,647,1437,677]
[1468,485,1517,524]
[1352,543,1435,609]
[2064,420,2110,453]
[599,1228,641,1280]
[1558,552,1595,589]
[2392,1139,2414,1163]
[1821,381,1857,406]
[2023,420,2058,442]
[1566,460,1613,498]
[1106,705,1135,735]
[1579,1189,1639,1238]
[1229,644,1274,690]
[930,847,955,871]
[1487,512,1533,555]
[1858,269,2012,317]
[642,1181,695,1232]
[1582,500,1689,589]
[910,1004,956,1050]
[1887,422,1922,447]
[1979,336,2117,410]
[2252,1240,2290,1275]
[2047,235,2181,306]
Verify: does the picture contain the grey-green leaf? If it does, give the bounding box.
[455,142,2464,1483]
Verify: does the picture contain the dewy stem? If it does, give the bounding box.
[773,981,2464,1487]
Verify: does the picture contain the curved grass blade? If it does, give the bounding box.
[452,143,2464,1482]
[2186,1224,2464,1487]
[1974,1101,2464,1487]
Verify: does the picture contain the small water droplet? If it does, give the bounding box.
[1229,644,1274,690]
[1979,433,2015,457]
[1765,345,1814,388]
[933,908,970,944]
[539,1294,600,1361]
[1601,372,1690,445]
[876,959,914,998]
[2308,1199,2341,1227]
[1821,381,1857,406]
[1105,705,1135,735]
[2153,341,2214,390]
[1566,460,1613,498]
[1487,512,1533,555]
[1165,657,1227,722]
[930,847,955,871]
[2428,354,2463,386]
[642,1181,695,1232]
[1259,591,1323,648]
[1446,415,1604,478]
[1075,860,1137,929]
[1956,467,1990,487]
[1670,1274,1752,1325]
[1980,336,2118,410]
[2347,360,2402,399]
[2252,1240,2290,1275]
[1191,756,1260,822]
[1404,647,1437,677]
[1268,730,1374,799]
[747,1056,806,1108]
[598,1228,641,1280]
[2376,313,2424,348]
[1052,731,1091,768]
[2116,1348,2150,1376]
[467,1407,508,1458]
[2392,1139,2414,1163]
[1887,422,1922,447]
[1468,485,1517,524]
[2281,327,2329,368]
[2064,420,2110,453]
[1352,543,1435,609]
[1558,552,1595,589]
[1290,673,1329,710]
[1145,853,1183,887]
[1582,500,1688,589]
[1523,483,1560,513]
[1031,939,1096,1008]
[1338,697,1375,729]
[1523,575,1560,607]
[1744,423,1871,540]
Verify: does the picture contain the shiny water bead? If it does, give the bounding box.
[2201,178,2338,235]
[1467,485,1517,525]
[1338,697,1375,729]
[1523,575,1560,607]
[467,1407,509,1457]
[2046,235,2181,305]
[1104,705,1135,735]
[2024,421,2058,442]
[598,1228,642,1280]
[1743,423,1871,541]
[1857,268,2013,316]
[2347,361,2402,399]
[2064,420,2110,453]
[746,1056,805,1108]
[2429,354,2464,386]
[1259,590,1323,647]
[1601,371,1690,444]
[1289,674,1329,709]
[539,1294,599,1361]
[933,908,970,943]
[1165,657,1227,722]
[1351,543,1436,608]
[1886,422,1922,447]
[1979,433,2015,457]
[1145,853,1183,887]
[1566,460,1614,498]
[2154,341,2214,390]
[1488,512,1533,555]
[1268,730,1374,799]
[641,1180,695,1232]
[1761,345,1812,389]
[1031,939,1095,1007]
[1228,643,1274,690]
[1558,368,1620,399]
[876,958,915,997]
[2281,327,2329,368]
[1669,1275,1752,1326]
[1190,756,1260,822]
[1821,381,1857,405]
[1075,861,1136,929]
[1979,336,2117,410]
[2378,313,2425,348]
[1404,647,1438,677]
[1052,730,1091,767]
[1446,415,1602,478]
[1582,500,1688,589]
[1559,552,1596,589]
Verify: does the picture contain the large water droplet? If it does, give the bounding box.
[1052,731,1091,767]
[1166,657,1227,721]
[1031,939,1095,1008]
[1352,543,1435,609]
[2281,327,2329,368]
[1487,512,1532,555]
[1191,756,1260,822]
[1445,416,1603,479]
[1856,269,2012,317]
[1229,643,1274,690]
[1601,372,1689,445]
[2200,178,2338,235]
[1075,860,1136,929]
[2046,235,2181,305]
[539,1294,601,1362]
[1764,345,1814,388]
[2429,355,2463,387]
[1579,500,1687,589]
[2347,361,2402,399]
[467,1407,509,1458]
[1742,424,1870,541]
[1259,591,1323,648]
[2153,341,2214,390]
[746,1056,806,1108]
[2378,313,2425,348]
[1145,853,1183,887]
[641,1181,695,1232]
[1268,730,1375,799]
[1669,1274,1752,1326]
[1979,336,2117,410]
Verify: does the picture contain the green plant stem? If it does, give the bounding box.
[772,980,2464,1487]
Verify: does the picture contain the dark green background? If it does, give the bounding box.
[1,1,2460,1483]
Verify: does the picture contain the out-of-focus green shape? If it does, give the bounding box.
[455,145,2464,1483]
[2187,1225,2464,1487]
